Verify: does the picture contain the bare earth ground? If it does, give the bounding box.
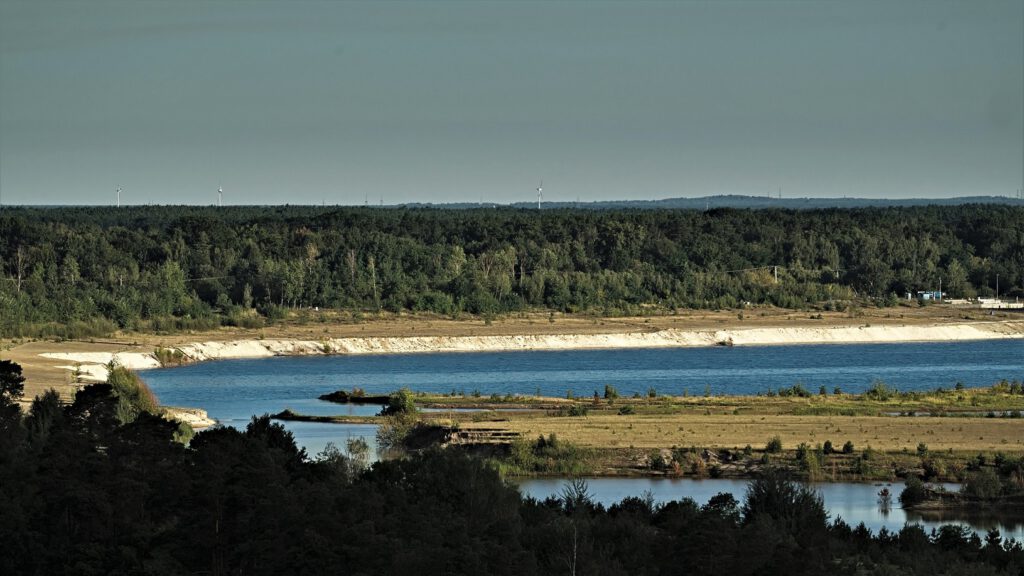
[2,305,1020,403]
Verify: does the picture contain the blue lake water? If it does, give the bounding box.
[141,340,1024,540]
[143,340,1024,430]
[142,340,1023,455]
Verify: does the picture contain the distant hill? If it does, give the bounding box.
[405,195,1024,210]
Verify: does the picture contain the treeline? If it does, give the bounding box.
[1,374,1023,575]
[1,205,1022,336]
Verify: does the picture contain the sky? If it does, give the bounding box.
[0,0,1022,205]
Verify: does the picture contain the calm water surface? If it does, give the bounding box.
[142,340,1023,453]
[144,339,1023,407]
[141,340,1024,540]
[517,477,1024,541]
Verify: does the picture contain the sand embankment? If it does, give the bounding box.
[29,320,1022,430]
[175,321,1023,360]
[39,320,1023,369]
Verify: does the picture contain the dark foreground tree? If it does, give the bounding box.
[1,370,1022,575]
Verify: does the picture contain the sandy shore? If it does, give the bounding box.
[3,311,1021,429]
[26,319,1024,382]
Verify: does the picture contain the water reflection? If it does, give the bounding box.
[517,478,1023,541]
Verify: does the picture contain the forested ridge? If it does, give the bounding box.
[1,366,1023,576]
[1,205,1022,336]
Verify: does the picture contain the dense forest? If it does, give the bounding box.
[1,366,1023,576]
[1,205,1022,336]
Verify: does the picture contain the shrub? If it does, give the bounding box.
[106,366,159,425]
[617,405,635,415]
[842,441,854,454]
[922,459,946,481]
[795,442,809,461]
[500,435,590,476]
[778,384,811,398]
[743,469,827,535]
[822,440,834,455]
[604,384,619,400]
[380,388,417,416]
[567,404,589,417]
[962,468,1003,500]
[765,436,783,454]
[375,414,418,454]
[153,347,186,366]
[899,476,928,507]
[864,380,895,401]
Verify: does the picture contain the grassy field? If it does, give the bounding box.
[456,412,1024,453]
[438,383,1024,449]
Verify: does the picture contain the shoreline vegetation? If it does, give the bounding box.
[273,380,1024,484]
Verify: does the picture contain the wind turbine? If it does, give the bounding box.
[536,180,543,210]
[116,186,122,208]
[218,186,223,207]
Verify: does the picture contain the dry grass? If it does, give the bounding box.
[458,412,1024,453]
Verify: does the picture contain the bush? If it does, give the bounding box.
[765,436,783,454]
[795,442,809,461]
[778,384,811,398]
[822,440,834,455]
[375,414,418,454]
[842,441,854,454]
[153,347,186,366]
[106,366,159,425]
[380,388,417,416]
[864,380,895,401]
[500,434,591,476]
[617,405,635,415]
[962,468,1003,500]
[899,476,928,507]
[604,384,619,400]
[567,404,589,417]
[922,459,946,481]
[743,469,827,535]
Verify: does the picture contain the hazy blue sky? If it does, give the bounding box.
[1,1,1022,205]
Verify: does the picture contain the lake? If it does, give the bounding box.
[141,339,1024,540]
[143,339,1023,449]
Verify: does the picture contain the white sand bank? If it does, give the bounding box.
[36,321,1023,425]
[174,321,1023,361]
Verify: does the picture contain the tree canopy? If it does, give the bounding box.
[1,375,1022,574]
[2,204,1022,336]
